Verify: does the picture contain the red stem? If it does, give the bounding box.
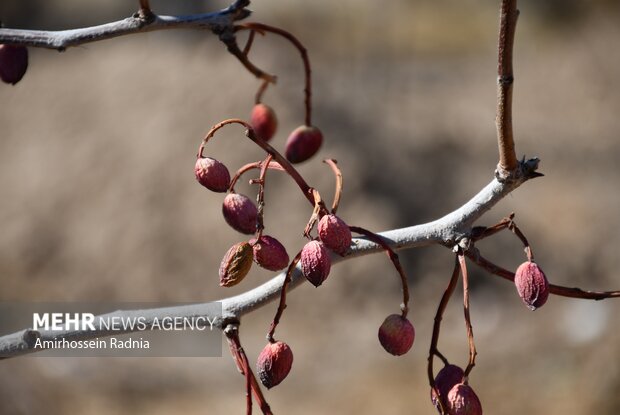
[267,252,303,342]
[236,23,313,126]
[323,159,343,214]
[458,254,477,378]
[349,226,410,316]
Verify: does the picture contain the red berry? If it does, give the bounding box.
[250,103,278,142]
[194,157,230,192]
[222,193,258,234]
[431,364,465,411]
[219,242,253,287]
[318,214,352,256]
[250,235,290,271]
[300,240,331,287]
[514,261,549,310]
[377,314,415,356]
[256,341,294,389]
[285,125,323,164]
[447,383,483,415]
[0,44,28,85]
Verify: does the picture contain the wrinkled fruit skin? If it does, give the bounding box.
[195,157,230,192]
[514,261,549,310]
[300,240,331,287]
[250,235,290,271]
[285,125,323,164]
[318,214,352,256]
[447,383,483,415]
[256,341,294,389]
[219,242,253,287]
[431,364,465,411]
[250,103,278,142]
[378,314,415,356]
[222,193,258,234]
[0,44,28,85]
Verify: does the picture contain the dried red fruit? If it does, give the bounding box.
[256,341,294,389]
[377,314,415,356]
[447,383,483,415]
[222,193,258,234]
[195,157,230,192]
[318,214,352,256]
[250,235,290,271]
[300,240,331,287]
[219,242,253,287]
[0,44,28,85]
[285,125,323,164]
[250,103,278,142]
[431,364,465,411]
[514,261,549,310]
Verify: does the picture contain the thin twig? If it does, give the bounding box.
[428,256,461,415]
[251,154,274,238]
[349,226,410,316]
[466,249,620,300]
[236,23,313,126]
[323,159,343,214]
[495,0,520,176]
[267,252,303,342]
[229,160,284,192]
[458,254,477,378]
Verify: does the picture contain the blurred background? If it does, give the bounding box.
[1,0,620,413]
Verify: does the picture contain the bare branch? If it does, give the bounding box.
[0,1,250,50]
[495,0,520,178]
[0,164,543,359]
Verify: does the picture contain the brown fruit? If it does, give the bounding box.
[431,364,465,411]
[219,242,253,287]
[514,261,549,310]
[377,314,415,356]
[447,383,483,415]
[250,235,290,271]
[300,240,331,287]
[0,44,28,85]
[256,341,294,389]
[250,103,278,142]
[222,193,258,234]
[285,125,323,164]
[318,214,352,256]
[195,157,230,192]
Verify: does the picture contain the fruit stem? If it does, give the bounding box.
[253,154,273,239]
[323,159,343,214]
[224,324,273,415]
[201,118,317,208]
[236,23,313,126]
[459,254,478,378]
[428,256,460,415]
[229,160,285,192]
[267,252,303,342]
[349,226,410,317]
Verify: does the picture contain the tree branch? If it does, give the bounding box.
[0,0,251,50]
[495,0,520,178]
[0,162,544,359]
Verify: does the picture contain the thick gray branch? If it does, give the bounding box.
[0,162,539,360]
[0,1,250,50]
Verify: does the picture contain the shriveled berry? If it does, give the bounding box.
[514,261,549,310]
[222,193,258,234]
[250,235,289,271]
[256,341,293,389]
[300,240,331,287]
[250,103,278,142]
[219,242,253,287]
[447,383,483,415]
[0,44,28,85]
[285,125,323,164]
[431,364,465,411]
[318,214,352,256]
[378,314,415,356]
[195,157,230,192]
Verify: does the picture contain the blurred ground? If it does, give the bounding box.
[1,0,620,414]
